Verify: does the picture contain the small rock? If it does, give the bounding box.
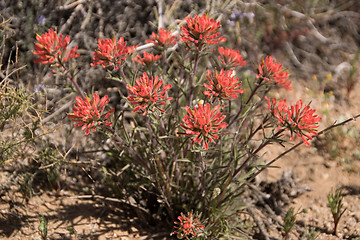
[323,161,337,168]
[351,211,360,221]
[322,173,329,179]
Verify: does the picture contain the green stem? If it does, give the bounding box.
[56,56,86,99]
[232,128,285,179]
[228,77,265,128]
[189,51,200,106]
[101,126,151,174]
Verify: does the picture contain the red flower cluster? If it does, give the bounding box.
[68,93,114,135]
[127,72,172,115]
[203,69,244,100]
[132,51,162,66]
[91,37,136,70]
[33,28,79,65]
[257,56,291,90]
[181,103,228,150]
[266,97,322,147]
[218,47,246,68]
[172,212,205,239]
[145,28,177,49]
[181,14,226,50]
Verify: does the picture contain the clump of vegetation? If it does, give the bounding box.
[328,188,346,236]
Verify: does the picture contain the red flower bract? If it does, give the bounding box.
[127,72,172,115]
[266,97,322,147]
[91,37,136,70]
[218,47,246,68]
[180,14,226,50]
[68,93,114,135]
[181,103,228,150]
[171,212,205,239]
[257,56,291,90]
[132,51,162,66]
[203,69,244,100]
[33,28,79,65]
[145,28,177,49]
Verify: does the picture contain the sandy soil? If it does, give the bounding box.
[256,80,360,240]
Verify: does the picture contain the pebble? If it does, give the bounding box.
[346,217,357,227]
[351,211,360,221]
[323,161,337,168]
[322,172,329,179]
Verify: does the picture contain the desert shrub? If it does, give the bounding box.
[29,3,328,237]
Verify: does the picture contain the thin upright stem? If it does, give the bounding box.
[216,128,285,208]
[57,56,86,99]
[68,73,86,100]
[228,77,265,128]
[232,128,285,178]
[119,66,130,83]
[189,51,200,106]
[101,126,151,174]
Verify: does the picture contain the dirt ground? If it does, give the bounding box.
[256,80,360,240]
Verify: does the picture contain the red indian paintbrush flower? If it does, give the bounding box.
[203,69,244,100]
[257,56,291,90]
[181,103,228,150]
[218,47,246,68]
[171,212,205,239]
[127,72,172,115]
[145,28,177,49]
[68,93,114,135]
[266,97,322,147]
[91,37,136,70]
[181,14,226,50]
[33,28,79,65]
[132,51,162,66]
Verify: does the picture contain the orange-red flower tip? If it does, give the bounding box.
[203,69,244,100]
[91,37,135,70]
[266,96,321,146]
[181,103,228,150]
[257,56,291,90]
[218,47,246,68]
[127,72,172,115]
[132,51,162,66]
[171,212,205,238]
[68,93,114,135]
[33,28,79,65]
[180,14,226,50]
[145,28,177,49]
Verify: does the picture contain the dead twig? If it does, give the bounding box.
[246,203,272,240]
[95,1,104,39]
[70,194,152,220]
[58,0,87,11]
[59,3,85,35]
[285,42,302,67]
[156,0,164,29]
[40,98,74,125]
